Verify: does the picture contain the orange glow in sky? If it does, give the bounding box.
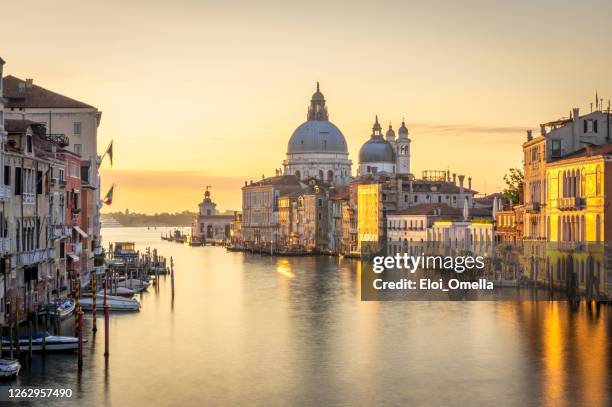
[3,0,611,213]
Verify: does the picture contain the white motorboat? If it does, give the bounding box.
[118,278,150,293]
[0,358,21,378]
[42,298,76,319]
[98,286,136,298]
[80,295,140,312]
[1,332,84,352]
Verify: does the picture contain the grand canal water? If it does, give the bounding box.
[10,227,612,406]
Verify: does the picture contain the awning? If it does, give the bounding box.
[73,225,88,239]
[68,254,80,262]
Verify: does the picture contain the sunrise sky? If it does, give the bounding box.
[2,0,612,213]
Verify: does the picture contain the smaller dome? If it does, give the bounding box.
[359,116,396,164]
[386,124,396,139]
[359,137,396,163]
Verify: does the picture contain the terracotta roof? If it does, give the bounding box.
[558,142,612,160]
[391,203,462,217]
[408,180,477,194]
[329,186,349,200]
[3,75,94,109]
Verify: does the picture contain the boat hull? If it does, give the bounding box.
[0,359,21,378]
[80,296,140,312]
[1,335,84,353]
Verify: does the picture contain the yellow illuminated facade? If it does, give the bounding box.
[357,183,382,255]
[546,155,606,242]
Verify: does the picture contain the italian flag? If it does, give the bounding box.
[103,186,114,205]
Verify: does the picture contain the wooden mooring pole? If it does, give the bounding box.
[170,256,175,297]
[92,272,97,332]
[104,268,110,358]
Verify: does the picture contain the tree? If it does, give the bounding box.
[503,168,524,205]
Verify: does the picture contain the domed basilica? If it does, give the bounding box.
[283,83,352,185]
[283,83,412,184]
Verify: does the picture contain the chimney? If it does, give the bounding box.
[540,124,546,136]
[446,170,450,182]
[452,173,457,185]
[468,176,472,190]
[25,78,33,89]
[572,107,580,151]
[526,130,532,141]
[18,82,25,94]
[458,175,465,193]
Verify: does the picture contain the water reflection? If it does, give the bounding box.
[8,228,610,406]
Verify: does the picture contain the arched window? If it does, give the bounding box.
[327,170,334,182]
[16,221,20,252]
[318,170,324,180]
[596,214,601,242]
[295,170,301,180]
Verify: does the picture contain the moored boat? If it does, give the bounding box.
[0,359,21,378]
[79,295,140,312]
[41,298,75,319]
[118,278,150,293]
[1,333,84,353]
[98,286,136,298]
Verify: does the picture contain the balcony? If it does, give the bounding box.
[16,248,55,267]
[558,196,584,211]
[23,192,35,205]
[525,202,540,213]
[51,225,71,239]
[555,241,586,253]
[0,185,11,202]
[44,133,69,147]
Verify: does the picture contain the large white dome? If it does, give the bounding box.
[287,120,348,154]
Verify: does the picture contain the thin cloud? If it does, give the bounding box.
[411,122,530,135]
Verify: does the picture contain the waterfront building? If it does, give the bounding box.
[519,104,612,295]
[386,203,462,252]
[297,186,330,252]
[49,146,71,299]
[522,107,612,240]
[341,184,358,255]
[545,144,611,242]
[277,190,301,249]
[277,180,347,253]
[356,182,384,256]
[2,119,60,320]
[495,206,523,243]
[241,175,303,250]
[351,170,477,256]
[0,57,8,325]
[2,76,103,264]
[192,188,233,243]
[328,186,348,254]
[229,212,242,246]
[283,83,352,185]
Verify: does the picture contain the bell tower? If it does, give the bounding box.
[396,119,411,175]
